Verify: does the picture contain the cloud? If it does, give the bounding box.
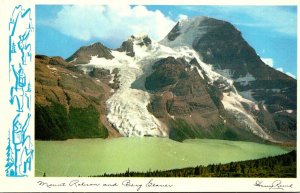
[50,5,176,46]
[232,7,297,37]
[261,58,273,67]
[275,67,296,79]
[260,58,296,79]
[178,14,188,21]
[286,72,296,79]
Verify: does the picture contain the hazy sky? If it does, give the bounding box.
[36,5,297,78]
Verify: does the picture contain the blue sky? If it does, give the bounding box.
[36,5,297,78]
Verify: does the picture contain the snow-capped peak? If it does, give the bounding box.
[160,16,209,48]
[131,34,152,47]
[62,16,296,143]
[130,33,148,40]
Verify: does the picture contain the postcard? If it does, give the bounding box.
[0,0,299,192]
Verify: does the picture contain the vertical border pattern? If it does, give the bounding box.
[5,5,34,177]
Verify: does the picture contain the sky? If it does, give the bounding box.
[36,5,297,78]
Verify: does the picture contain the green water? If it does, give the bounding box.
[35,137,288,177]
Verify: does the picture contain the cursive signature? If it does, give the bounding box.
[37,179,173,191]
[254,180,293,190]
[121,179,173,191]
[122,179,143,191]
[37,181,66,188]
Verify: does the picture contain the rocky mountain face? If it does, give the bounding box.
[35,55,121,140]
[36,16,296,144]
[66,42,114,64]
[116,35,152,57]
[145,57,219,126]
[160,16,296,142]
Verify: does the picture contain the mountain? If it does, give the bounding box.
[35,55,121,140]
[35,16,296,144]
[160,16,296,142]
[66,42,114,64]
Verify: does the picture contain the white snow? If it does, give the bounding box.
[160,16,208,48]
[239,90,257,103]
[70,57,77,63]
[88,51,168,137]
[235,73,256,86]
[263,105,267,111]
[194,67,204,79]
[264,88,281,93]
[79,36,178,137]
[214,69,234,79]
[168,114,175,120]
[47,65,57,71]
[275,109,294,114]
[89,42,98,46]
[109,74,115,84]
[222,92,271,140]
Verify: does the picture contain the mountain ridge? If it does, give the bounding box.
[35,16,296,144]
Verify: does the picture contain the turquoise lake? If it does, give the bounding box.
[35,137,289,177]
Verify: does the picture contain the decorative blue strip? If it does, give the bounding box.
[6,5,34,177]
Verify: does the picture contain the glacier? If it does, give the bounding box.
[77,34,273,141]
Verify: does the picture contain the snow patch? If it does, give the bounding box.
[168,113,175,120]
[275,109,294,114]
[263,105,267,111]
[160,17,208,48]
[109,74,115,84]
[235,73,256,86]
[239,90,256,103]
[265,88,281,93]
[261,58,273,67]
[47,65,57,71]
[214,69,234,79]
[69,57,77,63]
[222,92,271,140]
[194,66,204,79]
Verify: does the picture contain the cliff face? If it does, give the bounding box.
[160,16,296,142]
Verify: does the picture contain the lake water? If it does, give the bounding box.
[35,137,288,177]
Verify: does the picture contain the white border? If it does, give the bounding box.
[0,0,299,192]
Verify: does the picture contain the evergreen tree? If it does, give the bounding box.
[236,163,242,174]
[5,132,14,176]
